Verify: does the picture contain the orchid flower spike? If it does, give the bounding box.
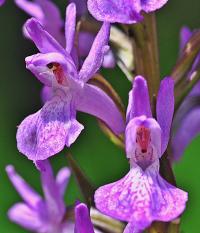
[16,4,125,162]
[95,76,188,232]
[6,160,73,233]
[88,0,168,24]
[171,26,200,161]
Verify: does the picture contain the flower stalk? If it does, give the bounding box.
[130,13,160,98]
[67,153,96,206]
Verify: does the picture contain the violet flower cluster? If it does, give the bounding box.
[3,0,200,232]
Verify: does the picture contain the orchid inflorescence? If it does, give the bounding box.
[2,0,200,232]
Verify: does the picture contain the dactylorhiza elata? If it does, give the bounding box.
[3,0,200,232]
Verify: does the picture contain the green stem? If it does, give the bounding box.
[130,13,160,98]
[66,153,96,206]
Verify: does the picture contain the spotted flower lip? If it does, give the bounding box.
[87,0,168,24]
[16,4,125,161]
[95,76,188,232]
[6,160,74,233]
[171,26,200,161]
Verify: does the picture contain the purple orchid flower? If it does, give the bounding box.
[16,4,125,161]
[88,0,168,24]
[94,76,188,232]
[6,160,74,233]
[171,26,200,161]
[15,0,115,69]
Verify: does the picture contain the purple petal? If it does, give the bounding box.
[14,0,44,19]
[156,77,174,155]
[65,118,84,147]
[17,94,84,160]
[127,76,152,123]
[6,165,41,207]
[8,203,41,231]
[69,0,87,16]
[65,3,76,54]
[25,52,77,86]
[102,49,116,68]
[56,167,71,197]
[25,18,66,55]
[76,83,125,134]
[141,0,168,13]
[88,0,143,24]
[36,160,65,223]
[79,22,111,82]
[74,203,95,233]
[172,107,200,161]
[180,26,192,53]
[95,161,187,230]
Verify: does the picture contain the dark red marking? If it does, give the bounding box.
[136,126,150,153]
[47,62,65,85]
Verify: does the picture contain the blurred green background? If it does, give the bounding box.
[0,0,200,232]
